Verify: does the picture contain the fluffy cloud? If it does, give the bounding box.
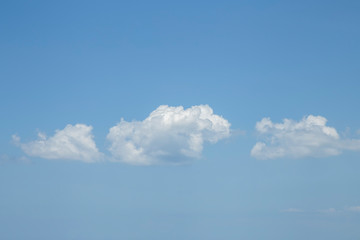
[15,124,103,162]
[251,115,360,159]
[107,105,231,165]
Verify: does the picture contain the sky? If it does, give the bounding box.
[1,0,360,239]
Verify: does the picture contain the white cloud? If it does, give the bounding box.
[107,105,231,165]
[251,115,360,159]
[346,206,360,212]
[15,124,103,163]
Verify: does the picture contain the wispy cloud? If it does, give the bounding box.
[107,105,231,165]
[0,154,30,164]
[281,208,303,213]
[14,124,103,163]
[317,208,339,214]
[285,206,360,214]
[282,206,360,214]
[346,206,360,212]
[251,115,360,159]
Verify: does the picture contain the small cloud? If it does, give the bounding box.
[15,124,103,163]
[282,208,303,213]
[107,105,231,165]
[251,115,360,160]
[346,206,360,212]
[11,134,21,146]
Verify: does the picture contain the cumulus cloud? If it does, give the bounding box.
[107,105,231,165]
[251,115,360,160]
[15,124,103,162]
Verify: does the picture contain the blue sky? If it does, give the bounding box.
[1,1,360,239]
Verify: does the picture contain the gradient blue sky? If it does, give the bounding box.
[1,1,360,239]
